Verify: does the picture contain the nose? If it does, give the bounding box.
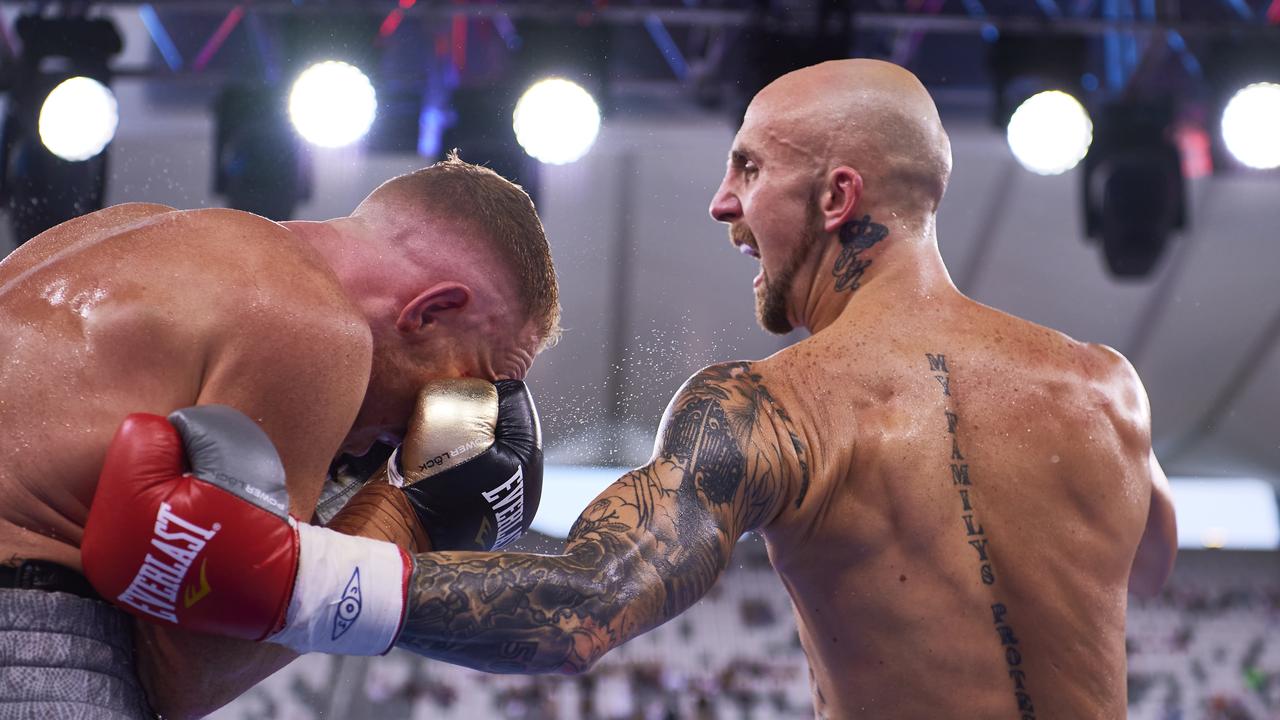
[708,177,741,223]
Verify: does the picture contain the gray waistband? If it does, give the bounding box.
[0,589,152,719]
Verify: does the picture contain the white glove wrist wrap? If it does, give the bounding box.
[269,521,408,656]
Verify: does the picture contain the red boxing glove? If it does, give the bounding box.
[83,406,410,655]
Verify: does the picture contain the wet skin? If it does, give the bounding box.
[0,203,372,716]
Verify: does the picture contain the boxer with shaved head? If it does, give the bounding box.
[87,60,1176,719]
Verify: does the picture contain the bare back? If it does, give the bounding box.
[758,288,1153,719]
[0,204,370,571]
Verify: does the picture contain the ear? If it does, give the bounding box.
[396,282,473,333]
[819,166,863,234]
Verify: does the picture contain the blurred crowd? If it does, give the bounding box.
[218,539,1279,720]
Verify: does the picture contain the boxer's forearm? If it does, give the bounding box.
[325,481,431,553]
[395,467,734,674]
[397,546,626,674]
[395,365,806,673]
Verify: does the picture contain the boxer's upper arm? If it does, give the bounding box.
[399,362,809,674]
[636,361,808,537]
[134,277,372,718]
[192,305,371,517]
[567,360,808,630]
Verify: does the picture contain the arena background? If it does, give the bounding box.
[0,2,1277,718]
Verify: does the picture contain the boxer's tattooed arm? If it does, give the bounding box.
[832,214,889,292]
[397,362,808,674]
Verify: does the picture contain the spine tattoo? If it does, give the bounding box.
[397,362,808,675]
[927,353,1037,719]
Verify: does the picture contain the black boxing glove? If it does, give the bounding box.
[386,379,543,551]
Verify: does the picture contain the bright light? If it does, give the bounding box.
[1221,82,1280,170]
[512,78,601,165]
[529,465,630,539]
[38,77,118,162]
[1171,478,1279,550]
[288,61,377,148]
[1006,90,1093,175]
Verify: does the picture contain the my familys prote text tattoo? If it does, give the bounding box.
[832,215,889,292]
[992,603,1035,718]
[398,362,808,675]
[927,353,1037,719]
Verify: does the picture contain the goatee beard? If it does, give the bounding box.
[752,207,822,335]
[756,270,793,335]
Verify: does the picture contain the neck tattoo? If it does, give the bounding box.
[832,214,889,293]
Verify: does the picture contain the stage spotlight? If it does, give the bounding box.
[512,78,600,165]
[1,14,122,244]
[1083,102,1186,278]
[1204,38,1280,173]
[1006,90,1092,176]
[989,34,1089,124]
[288,61,377,148]
[38,77,119,162]
[1221,82,1280,170]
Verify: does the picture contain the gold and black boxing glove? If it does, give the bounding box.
[384,379,543,551]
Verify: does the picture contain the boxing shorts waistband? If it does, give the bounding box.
[0,559,104,602]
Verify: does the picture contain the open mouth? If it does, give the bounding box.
[729,226,763,287]
[729,222,760,260]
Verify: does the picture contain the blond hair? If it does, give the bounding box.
[370,151,561,348]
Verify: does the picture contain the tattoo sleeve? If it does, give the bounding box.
[395,362,809,674]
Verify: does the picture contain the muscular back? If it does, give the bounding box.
[758,289,1153,719]
[0,204,369,571]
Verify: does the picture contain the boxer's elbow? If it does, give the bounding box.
[547,632,615,677]
[538,553,652,676]
[557,655,602,676]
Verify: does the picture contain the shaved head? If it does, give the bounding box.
[744,59,952,215]
[710,59,955,334]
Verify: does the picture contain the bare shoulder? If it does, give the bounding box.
[63,201,178,228]
[668,360,793,423]
[44,202,183,244]
[1084,342,1138,379]
[1082,343,1150,419]
[1,203,179,277]
[149,209,362,326]
[663,360,811,529]
[973,301,1148,412]
[115,209,371,392]
[103,201,178,215]
[175,210,340,284]
[672,360,763,397]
